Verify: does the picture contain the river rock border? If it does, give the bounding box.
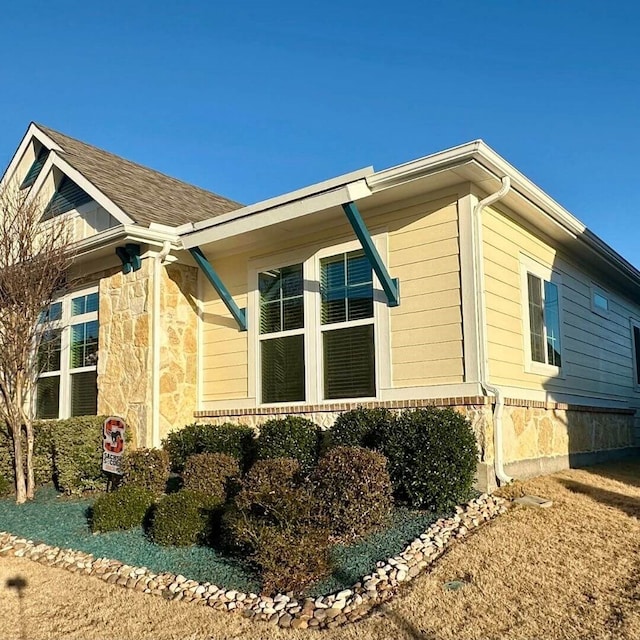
[0,493,508,630]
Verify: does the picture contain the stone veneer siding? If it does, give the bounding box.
[97,259,198,447]
[195,397,637,490]
[157,263,198,441]
[98,260,153,446]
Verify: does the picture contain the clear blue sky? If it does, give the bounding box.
[1,1,639,266]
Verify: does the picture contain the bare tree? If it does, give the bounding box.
[0,183,73,503]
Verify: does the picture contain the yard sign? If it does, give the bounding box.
[102,416,126,475]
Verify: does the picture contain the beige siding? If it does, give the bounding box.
[484,206,640,404]
[386,196,463,385]
[200,191,464,403]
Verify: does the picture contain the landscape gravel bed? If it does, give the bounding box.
[0,492,507,629]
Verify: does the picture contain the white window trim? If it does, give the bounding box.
[630,318,640,391]
[248,235,391,407]
[590,283,611,318]
[519,254,565,378]
[36,284,99,419]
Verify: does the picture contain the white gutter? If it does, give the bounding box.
[472,176,513,486]
[151,240,172,448]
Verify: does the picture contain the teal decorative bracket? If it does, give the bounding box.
[342,201,400,307]
[115,243,141,274]
[189,246,247,331]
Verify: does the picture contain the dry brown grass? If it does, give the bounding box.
[1,460,639,639]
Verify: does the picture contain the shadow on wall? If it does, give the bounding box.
[496,208,640,480]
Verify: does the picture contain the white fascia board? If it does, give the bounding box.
[185,166,374,235]
[369,139,640,286]
[72,224,180,259]
[181,178,373,249]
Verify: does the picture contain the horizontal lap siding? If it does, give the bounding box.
[386,197,463,385]
[200,254,249,401]
[484,207,640,404]
[200,192,464,403]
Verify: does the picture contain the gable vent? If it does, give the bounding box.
[20,147,50,189]
[42,177,93,220]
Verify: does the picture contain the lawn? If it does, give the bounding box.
[1,459,639,639]
[0,485,441,597]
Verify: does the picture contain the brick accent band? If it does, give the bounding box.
[194,396,636,418]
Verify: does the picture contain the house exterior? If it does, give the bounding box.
[2,122,639,490]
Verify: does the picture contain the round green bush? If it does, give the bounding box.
[91,485,155,532]
[122,448,170,495]
[382,408,479,511]
[149,490,214,546]
[312,446,392,542]
[162,423,255,473]
[329,407,393,450]
[182,453,240,503]
[255,417,320,473]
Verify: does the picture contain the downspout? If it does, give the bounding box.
[472,176,513,485]
[151,241,172,448]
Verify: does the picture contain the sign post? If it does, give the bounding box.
[102,416,126,479]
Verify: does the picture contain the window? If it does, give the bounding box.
[255,244,382,405]
[591,285,610,317]
[631,321,640,387]
[259,264,305,403]
[522,260,563,371]
[320,250,375,399]
[36,288,99,418]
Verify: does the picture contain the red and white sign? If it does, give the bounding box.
[102,416,126,475]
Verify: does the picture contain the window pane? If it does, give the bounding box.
[322,251,373,325]
[259,265,303,334]
[39,301,62,324]
[527,273,545,363]
[70,320,99,369]
[260,301,281,334]
[38,329,62,372]
[634,326,640,385]
[71,371,97,416]
[261,335,305,403]
[593,292,609,311]
[283,298,304,332]
[36,376,60,419]
[71,292,98,316]
[544,281,562,367]
[324,324,375,399]
[321,255,347,324]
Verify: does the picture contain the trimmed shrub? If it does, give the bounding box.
[382,408,478,511]
[233,458,307,527]
[0,421,55,487]
[255,417,321,473]
[312,446,392,542]
[53,416,112,494]
[183,453,240,504]
[328,407,393,450]
[0,474,12,497]
[227,458,332,595]
[162,423,255,473]
[255,524,332,596]
[149,490,215,546]
[122,448,170,495]
[91,485,155,532]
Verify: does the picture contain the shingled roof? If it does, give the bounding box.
[35,124,242,228]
